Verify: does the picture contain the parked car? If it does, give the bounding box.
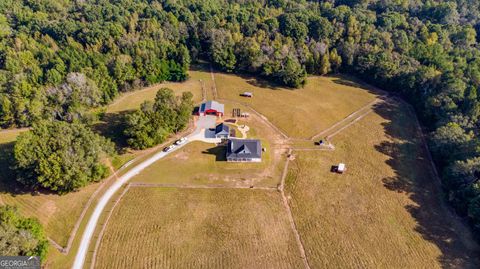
[163,145,175,152]
[174,137,188,145]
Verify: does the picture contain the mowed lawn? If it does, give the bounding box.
[94,187,304,269]
[214,72,377,138]
[131,102,288,188]
[285,100,480,268]
[131,140,281,188]
[0,129,101,246]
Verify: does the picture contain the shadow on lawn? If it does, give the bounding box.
[201,144,227,162]
[0,141,47,196]
[331,74,389,96]
[372,100,480,268]
[93,111,131,152]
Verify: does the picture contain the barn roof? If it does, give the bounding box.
[200,100,224,114]
[227,139,261,159]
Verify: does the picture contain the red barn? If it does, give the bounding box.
[197,100,224,117]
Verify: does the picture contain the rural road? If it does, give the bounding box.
[72,140,191,269]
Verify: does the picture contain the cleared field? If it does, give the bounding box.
[214,72,377,138]
[95,187,304,269]
[106,70,208,114]
[285,99,480,268]
[0,129,101,246]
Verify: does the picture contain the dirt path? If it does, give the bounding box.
[278,149,311,269]
[310,98,381,140]
[0,127,30,135]
[210,65,218,100]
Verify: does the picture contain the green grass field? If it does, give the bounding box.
[285,99,480,268]
[214,72,377,138]
[94,187,304,269]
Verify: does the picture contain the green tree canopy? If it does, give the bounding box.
[124,88,194,149]
[0,205,48,261]
[14,120,114,193]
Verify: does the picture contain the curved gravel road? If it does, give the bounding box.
[72,141,191,269]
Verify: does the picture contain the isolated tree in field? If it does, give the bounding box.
[14,120,114,193]
[0,205,48,261]
[124,88,194,149]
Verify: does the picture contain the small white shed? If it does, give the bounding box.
[337,163,346,173]
[241,92,253,97]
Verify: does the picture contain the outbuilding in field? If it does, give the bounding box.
[240,92,253,97]
[337,163,346,173]
[197,100,224,117]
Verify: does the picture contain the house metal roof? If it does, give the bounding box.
[215,123,230,135]
[226,139,262,159]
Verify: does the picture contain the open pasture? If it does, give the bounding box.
[285,99,480,268]
[94,187,304,269]
[214,72,377,138]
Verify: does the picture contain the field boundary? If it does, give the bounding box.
[218,98,290,139]
[130,182,277,191]
[46,160,119,253]
[310,98,381,140]
[210,65,218,100]
[279,149,311,269]
[89,184,131,269]
[404,101,480,250]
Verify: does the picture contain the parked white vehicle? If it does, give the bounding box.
[163,145,176,152]
[175,137,188,145]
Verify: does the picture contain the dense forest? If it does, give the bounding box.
[0,0,480,238]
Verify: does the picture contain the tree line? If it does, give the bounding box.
[1,0,480,239]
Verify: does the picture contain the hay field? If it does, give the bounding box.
[94,187,304,269]
[285,99,480,268]
[214,72,377,138]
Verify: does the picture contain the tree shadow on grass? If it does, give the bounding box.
[0,141,46,196]
[201,144,227,162]
[93,111,131,152]
[372,100,480,268]
[331,74,389,97]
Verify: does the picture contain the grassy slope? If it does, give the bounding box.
[215,73,377,138]
[106,70,206,114]
[95,187,304,269]
[285,100,480,268]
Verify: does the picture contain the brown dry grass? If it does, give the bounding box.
[285,99,480,268]
[214,72,377,138]
[94,187,304,269]
[106,70,207,114]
